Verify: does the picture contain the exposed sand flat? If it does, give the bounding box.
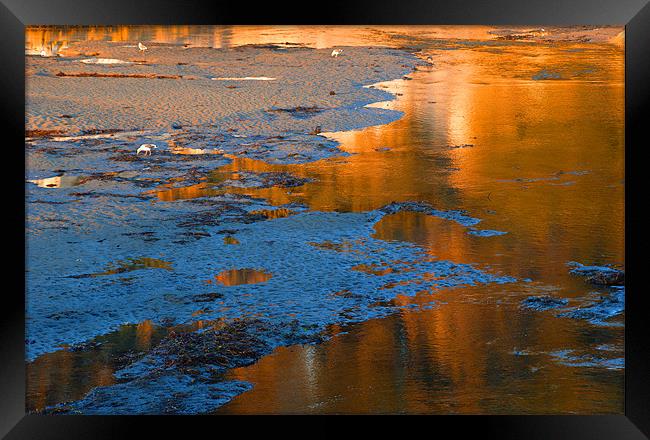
[27,44,421,136]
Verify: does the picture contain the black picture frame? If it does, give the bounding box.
[2,0,648,437]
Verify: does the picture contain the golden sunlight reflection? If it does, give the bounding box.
[28,175,84,189]
[213,28,623,414]
[213,268,273,286]
[26,25,624,414]
[219,296,623,414]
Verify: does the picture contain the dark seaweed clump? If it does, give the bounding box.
[267,106,326,119]
[556,288,624,326]
[520,295,568,311]
[155,319,269,371]
[44,318,326,414]
[567,262,624,286]
[586,271,624,286]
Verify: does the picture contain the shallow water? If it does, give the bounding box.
[26,26,624,414]
[215,30,624,414]
[213,269,273,286]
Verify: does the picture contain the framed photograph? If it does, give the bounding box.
[2,0,648,437]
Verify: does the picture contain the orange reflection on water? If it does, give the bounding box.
[26,317,231,413]
[214,268,273,286]
[28,175,83,188]
[214,31,623,414]
[26,26,625,414]
[219,294,623,414]
[79,257,173,277]
[150,182,210,202]
[25,25,501,55]
[26,320,165,412]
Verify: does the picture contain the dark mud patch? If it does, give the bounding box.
[377,201,481,227]
[175,199,266,229]
[169,127,344,164]
[56,71,184,80]
[173,195,301,230]
[69,191,153,200]
[222,171,312,189]
[26,129,67,139]
[180,231,212,240]
[110,153,143,162]
[192,292,225,303]
[80,128,124,136]
[267,106,326,119]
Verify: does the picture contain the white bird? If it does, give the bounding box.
[331,49,343,58]
[136,143,157,156]
[138,42,148,52]
[39,41,63,57]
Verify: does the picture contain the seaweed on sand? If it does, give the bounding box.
[46,319,325,414]
[155,319,269,371]
[221,171,312,189]
[56,71,184,79]
[25,129,67,138]
[377,201,481,227]
[267,105,326,119]
[567,262,625,286]
[175,204,258,228]
[191,292,224,303]
[145,318,323,375]
[520,295,569,311]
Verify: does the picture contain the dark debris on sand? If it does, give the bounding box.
[192,292,224,303]
[25,129,66,138]
[266,106,326,119]
[151,319,324,373]
[43,318,325,414]
[225,171,312,189]
[586,271,624,286]
[567,262,625,286]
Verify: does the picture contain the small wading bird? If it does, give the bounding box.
[138,42,148,61]
[39,41,63,57]
[136,143,157,156]
[331,49,343,58]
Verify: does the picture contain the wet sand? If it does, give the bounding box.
[26,26,624,414]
